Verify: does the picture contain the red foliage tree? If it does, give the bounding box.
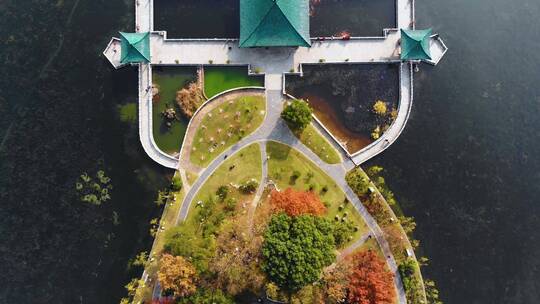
[270,188,326,217]
[347,250,396,304]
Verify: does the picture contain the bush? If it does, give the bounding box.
[291,170,302,180]
[216,185,229,200]
[171,176,183,191]
[345,168,370,196]
[239,179,258,193]
[373,100,387,115]
[281,99,313,130]
[333,220,356,247]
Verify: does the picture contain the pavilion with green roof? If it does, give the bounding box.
[119,32,151,64]
[400,29,432,61]
[239,0,311,48]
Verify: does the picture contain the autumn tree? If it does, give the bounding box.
[262,213,335,291]
[323,260,353,303]
[157,254,198,298]
[347,250,396,304]
[373,100,387,115]
[209,216,266,296]
[175,82,204,118]
[270,188,327,217]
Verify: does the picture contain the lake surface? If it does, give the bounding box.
[365,0,540,303]
[1,0,540,303]
[154,0,395,38]
[286,64,399,153]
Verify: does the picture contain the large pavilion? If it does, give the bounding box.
[239,0,311,48]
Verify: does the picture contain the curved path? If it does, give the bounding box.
[176,89,407,304]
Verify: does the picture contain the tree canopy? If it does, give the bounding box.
[157,254,197,298]
[270,188,327,217]
[281,99,313,130]
[347,250,396,304]
[262,213,335,291]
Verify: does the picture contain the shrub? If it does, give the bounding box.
[171,176,183,191]
[346,168,370,196]
[175,82,204,118]
[239,178,258,193]
[281,99,313,130]
[373,100,387,115]
[216,185,229,200]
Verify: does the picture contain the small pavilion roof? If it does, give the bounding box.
[400,29,432,60]
[239,0,311,48]
[119,32,151,64]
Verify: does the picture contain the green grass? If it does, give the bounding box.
[266,141,368,246]
[152,67,197,154]
[291,123,342,164]
[204,66,264,99]
[190,95,266,167]
[186,143,262,228]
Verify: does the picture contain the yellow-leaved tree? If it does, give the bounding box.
[157,254,197,298]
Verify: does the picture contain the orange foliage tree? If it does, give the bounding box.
[157,254,197,298]
[347,250,396,304]
[270,188,326,217]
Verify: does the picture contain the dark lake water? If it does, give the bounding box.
[154,0,395,38]
[365,0,540,303]
[1,0,539,303]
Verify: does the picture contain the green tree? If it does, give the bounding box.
[346,168,371,196]
[281,99,313,130]
[262,213,336,291]
[171,175,183,191]
[163,224,215,274]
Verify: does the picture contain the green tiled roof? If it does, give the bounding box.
[240,0,311,48]
[119,32,151,64]
[400,29,432,61]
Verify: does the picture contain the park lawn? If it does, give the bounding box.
[190,95,266,167]
[152,67,197,154]
[185,143,262,229]
[204,66,264,98]
[134,181,185,303]
[186,170,198,186]
[291,123,342,164]
[266,141,368,246]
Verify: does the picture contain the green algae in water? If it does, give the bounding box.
[152,67,198,155]
[204,66,264,99]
